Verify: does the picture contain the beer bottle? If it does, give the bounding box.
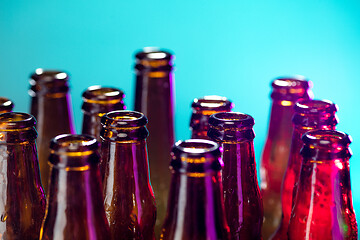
[0,97,14,113]
[288,130,357,239]
[29,69,75,192]
[40,134,110,239]
[208,112,263,239]
[101,110,156,239]
[134,48,175,233]
[260,76,313,239]
[0,112,46,239]
[271,99,338,239]
[190,95,233,139]
[81,85,126,141]
[160,139,230,240]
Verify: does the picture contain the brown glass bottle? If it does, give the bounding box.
[101,110,156,239]
[29,69,75,192]
[0,97,14,113]
[270,99,338,240]
[160,139,230,240]
[190,96,233,139]
[134,48,175,233]
[208,112,263,239]
[40,134,110,240]
[260,76,313,239]
[81,85,126,142]
[0,112,46,239]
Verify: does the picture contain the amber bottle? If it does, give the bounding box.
[0,112,46,239]
[288,130,357,239]
[208,112,263,239]
[101,110,156,239]
[81,85,126,141]
[260,76,313,239]
[160,139,230,240]
[0,97,14,113]
[190,96,233,139]
[134,48,175,233]
[271,99,338,239]
[40,134,110,240]
[29,69,75,192]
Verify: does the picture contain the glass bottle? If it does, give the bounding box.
[134,48,175,233]
[101,110,156,239]
[0,112,46,239]
[0,97,14,113]
[40,134,110,240]
[288,130,357,239]
[160,139,230,240]
[190,95,233,139]
[29,68,75,192]
[208,112,263,239]
[271,99,338,239]
[260,76,313,239]
[81,85,126,141]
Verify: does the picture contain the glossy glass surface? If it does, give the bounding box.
[260,76,313,239]
[101,110,156,239]
[40,134,110,240]
[208,112,263,239]
[160,139,230,240]
[271,100,338,240]
[0,112,46,239]
[29,69,75,192]
[0,97,14,114]
[288,130,357,239]
[134,48,175,235]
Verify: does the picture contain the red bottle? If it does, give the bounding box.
[0,97,14,113]
[271,100,338,239]
[208,112,263,239]
[288,130,357,239]
[190,96,233,139]
[260,76,313,239]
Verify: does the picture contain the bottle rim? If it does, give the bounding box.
[270,76,313,101]
[174,139,219,155]
[30,68,69,83]
[295,99,338,114]
[209,112,254,129]
[192,96,234,111]
[82,85,125,104]
[50,134,98,153]
[101,110,147,128]
[0,97,14,113]
[0,112,36,130]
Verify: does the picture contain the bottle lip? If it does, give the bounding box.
[135,47,173,61]
[270,76,313,101]
[295,99,338,114]
[30,68,69,83]
[101,110,147,128]
[209,112,254,129]
[271,76,311,88]
[82,85,125,104]
[302,129,351,148]
[174,139,220,155]
[50,134,98,153]
[192,96,234,111]
[0,112,36,130]
[0,97,14,113]
[135,48,173,71]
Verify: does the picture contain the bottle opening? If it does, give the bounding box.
[82,86,125,104]
[295,99,338,114]
[102,110,147,128]
[192,96,233,112]
[0,97,14,113]
[0,112,35,130]
[175,139,219,154]
[50,134,98,153]
[209,112,254,129]
[135,49,173,70]
[30,69,68,83]
[271,76,313,101]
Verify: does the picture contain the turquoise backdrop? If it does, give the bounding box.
[1,0,360,233]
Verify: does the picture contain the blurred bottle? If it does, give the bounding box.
[40,134,110,240]
[0,97,14,113]
[0,112,46,239]
[208,112,263,239]
[101,110,156,239]
[190,96,233,139]
[81,85,126,141]
[160,139,230,240]
[288,130,357,239]
[271,100,338,239]
[260,76,313,239]
[134,47,175,233]
[29,69,75,192]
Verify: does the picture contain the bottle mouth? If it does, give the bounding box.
[101,110,147,128]
[192,96,233,112]
[175,139,219,154]
[135,48,173,70]
[295,99,338,114]
[82,85,125,104]
[209,112,254,129]
[50,134,98,153]
[0,97,14,113]
[30,68,69,83]
[0,112,36,130]
[271,76,313,101]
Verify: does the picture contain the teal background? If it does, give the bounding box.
[1,0,360,232]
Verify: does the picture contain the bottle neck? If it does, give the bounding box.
[267,101,295,140]
[190,110,218,140]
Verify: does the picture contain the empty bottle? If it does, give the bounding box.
[160,139,230,240]
[288,130,357,239]
[190,95,233,139]
[101,110,156,239]
[40,134,110,239]
[29,69,75,192]
[208,112,263,239]
[0,112,46,239]
[260,76,313,239]
[0,97,14,113]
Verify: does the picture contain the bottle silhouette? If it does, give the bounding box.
[271,99,338,240]
[40,134,110,240]
[101,110,156,239]
[134,48,175,234]
[0,97,14,113]
[190,95,233,139]
[208,112,263,239]
[81,85,126,142]
[29,69,75,192]
[288,130,357,239]
[160,139,230,240]
[0,112,46,239]
[260,76,313,239]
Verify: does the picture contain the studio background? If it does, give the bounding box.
[1,0,360,231]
